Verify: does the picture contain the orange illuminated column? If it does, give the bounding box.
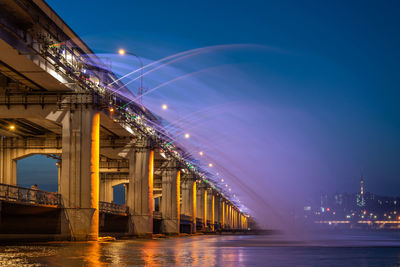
[230,205,233,228]
[227,204,230,228]
[232,208,236,229]
[127,140,154,237]
[192,180,197,232]
[60,108,100,241]
[204,187,208,228]
[232,207,235,229]
[222,201,225,228]
[232,209,234,229]
[212,195,215,230]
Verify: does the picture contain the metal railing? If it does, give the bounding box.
[153,211,162,220]
[180,214,193,222]
[99,201,128,215]
[0,183,61,207]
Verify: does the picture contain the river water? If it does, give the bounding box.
[1,230,400,266]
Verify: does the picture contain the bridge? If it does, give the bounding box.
[0,0,249,240]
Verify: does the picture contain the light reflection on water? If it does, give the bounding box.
[1,232,400,266]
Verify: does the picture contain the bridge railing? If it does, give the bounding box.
[99,201,128,215]
[180,214,193,222]
[0,183,61,207]
[153,211,162,220]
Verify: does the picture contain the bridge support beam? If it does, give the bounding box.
[99,176,114,202]
[196,183,207,231]
[181,177,196,233]
[207,188,214,231]
[127,144,154,237]
[161,161,180,235]
[0,142,17,185]
[60,108,100,241]
[228,205,231,229]
[221,200,225,229]
[214,195,221,231]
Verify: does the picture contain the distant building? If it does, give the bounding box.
[301,175,400,224]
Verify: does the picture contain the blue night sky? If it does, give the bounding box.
[21,0,400,226]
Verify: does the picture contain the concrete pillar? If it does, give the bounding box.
[181,178,191,216]
[227,204,230,229]
[127,143,154,237]
[232,207,235,229]
[214,195,220,230]
[235,210,238,229]
[57,161,61,193]
[196,183,206,230]
[222,200,226,229]
[229,204,233,229]
[225,203,228,229]
[207,189,214,231]
[161,161,180,234]
[233,209,236,229]
[192,180,197,232]
[182,177,196,233]
[204,186,207,229]
[60,108,100,241]
[0,139,17,185]
[99,176,113,202]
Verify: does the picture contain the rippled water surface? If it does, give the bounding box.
[1,231,400,266]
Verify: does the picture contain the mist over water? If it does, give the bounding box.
[80,43,334,232]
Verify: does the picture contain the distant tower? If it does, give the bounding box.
[357,174,366,207]
[360,176,364,195]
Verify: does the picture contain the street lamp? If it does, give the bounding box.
[118,48,144,104]
[184,133,190,139]
[118,49,126,55]
[162,104,168,110]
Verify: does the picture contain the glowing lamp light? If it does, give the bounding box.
[109,107,114,112]
[208,163,213,167]
[184,133,190,139]
[199,151,203,156]
[221,179,224,182]
[162,104,168,110]
[9,124,15,130]
[118,49,126,55]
